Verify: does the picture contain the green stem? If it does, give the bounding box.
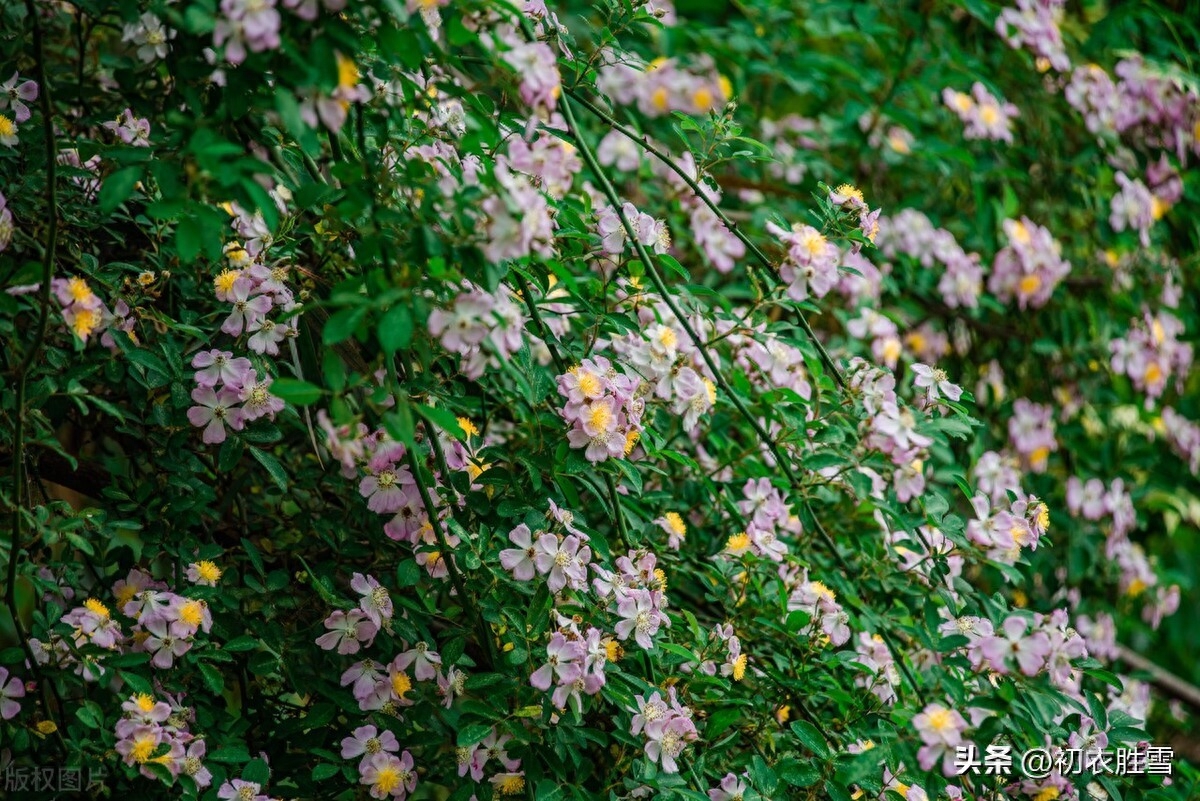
[562,88,846,389]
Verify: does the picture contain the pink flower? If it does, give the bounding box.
[187,386,246,445]
[192,349,254,389]
[530,633,584,691]
[644,715,697,774]
[534,533,591,593]
[0,667,24,719]
[709,773,749,801]
[394,641,442,682]
[977,615,1051,676]
[316,610,378,655]
[614,589,669,649]
[499,524,539,581]
[911,363,963,406]
[218,779,268,801]
[351,573,393,629]
[0,72,37,124]
[342,724,400,766]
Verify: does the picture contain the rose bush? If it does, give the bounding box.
[1,0,1198,799]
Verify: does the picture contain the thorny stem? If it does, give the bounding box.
[6,0,68,753]
[561,95,927,702]
[562,88,847,390]
[512,272,568,374]
[387,357,495,670]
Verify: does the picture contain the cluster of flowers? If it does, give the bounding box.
[122,12,175,63]
[503,114,581,200]
[723,321,815,406]
[49,276,135,346]
[609,297,718,434]
[912,701,971,775]
[1064,57,1200,161]
[651,148,746,273]
[556,356,648,463]
[965,489,1049,565]
[0,71,37,149]
[596,200,670,262]
[828,183,881,244]
[114,692,212,789]
[721,478,798,562]
[766,219,840,303]
[1007,398,1057,473]
[782,566,851,647]
[629,688,698,774]
[429,281,528,380]
[1107,167,1178,246]
[33,566,219,683]
[341,728,418,799]
[942,83,1019,143]
[481,162,557,264]
[994,0,1069,72]
[598,54,731,118]
[1109,310,1192,405]
[875,209,984,309]
[852,632,901,705]
[1161,407,1200,475]
[187,347,283,445]
[987,217,1071,310]
[846,311,903,369]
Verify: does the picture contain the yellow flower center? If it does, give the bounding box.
[725,532,751,552]
[809,581,836,602]
[1029,445,1050,469]
[799,229,827,258]
[926,707,953,731]
[67,277,95,304]
[1018,274,1042,296]
[73,308,100,339]
[1036,505,1049,531]
[651,86,670,111]
[35,720,57,735]
[373,766,401,795]
[718,75,733,100]
[578,372,601,397]
[1011,221,1031,244]
[135,693,156,713]
[663,512,687,537]
[1033,788,1061,801]
[692,86,714,111]
[115,585,138,607]
[84,598,111,619]
[1144,362,1163,385]
[951,92,973,113]
[0,114,15,137]
[835,183,865,204]
[703,378,716,405]
[656,327,678,349]
[1126,578,1148,598]
[196,561,222,583]
[129,734,157,763]
[392,670,412,699]
[214,270,241,295]
[882,338,902,364]
[337,53,359,90]
[732,653,748,681]
[457,417,479,437]
[980,105,1000,125]
[178,600,205,628]
[587,403,613,432]
[497,775,526,795]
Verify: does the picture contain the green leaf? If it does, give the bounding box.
[779,758,820,787]
[790,720,830,758]
[75,701,103,729]
[249,446,288,491]
[312,764,341,782]
[222,635,259,652]
[457,723,493,747]
[379,304,415,353]
[199,662,225,695]
[207,745,252,764]
[175,216,203,263]
[323,307,366,345]
[270,378,324,406]
[99,166,142,214]
[243,758,270,785]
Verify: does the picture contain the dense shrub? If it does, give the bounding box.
[1,0,1198,799]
